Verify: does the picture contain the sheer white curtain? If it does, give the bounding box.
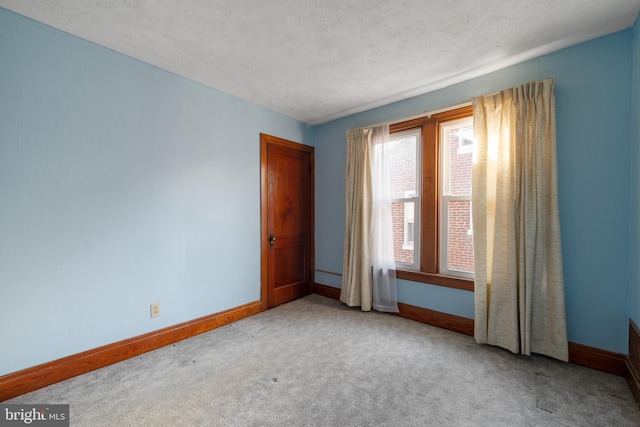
[341,125,398,312]
[371,124,399,312]
[472,78,568,361]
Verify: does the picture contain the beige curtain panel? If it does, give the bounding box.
[341,127,373,311]
[472,78,568,361]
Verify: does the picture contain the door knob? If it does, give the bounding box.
[269,234,276,248]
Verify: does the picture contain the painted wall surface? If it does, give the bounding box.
[314,30,633,353]
[630,14,640,327]
[0,9,310,376]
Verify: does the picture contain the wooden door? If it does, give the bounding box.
[260,133,314,309]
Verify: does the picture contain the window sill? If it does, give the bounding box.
[396,270,474,292]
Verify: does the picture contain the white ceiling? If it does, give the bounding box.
[2,1,640,124]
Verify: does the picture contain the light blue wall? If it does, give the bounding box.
[0,9,310,376]
[631,14,640,326]
[314,30,634,353]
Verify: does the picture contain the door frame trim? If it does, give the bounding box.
[260,133,315,311]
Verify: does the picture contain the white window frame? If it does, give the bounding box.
[439,117,474,279]
[390,128,421,271]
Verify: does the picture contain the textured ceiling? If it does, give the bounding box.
[2,0,640,124]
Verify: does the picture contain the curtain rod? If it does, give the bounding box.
[363,77,554,129]
[364,83,529,129]
[365,100,472,129]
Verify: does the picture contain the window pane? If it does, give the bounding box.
[393,201,414,264]
[390,134,417,199]
[447,200,474,273]
[389,129,420,268]
[443,121,473,197]
[441,117,474,277]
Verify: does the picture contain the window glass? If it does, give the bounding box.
[389,129,420,268]
[440,118,474,277]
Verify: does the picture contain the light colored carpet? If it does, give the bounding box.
[6,294,640,426]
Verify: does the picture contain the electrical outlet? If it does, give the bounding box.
[150,303,160,318]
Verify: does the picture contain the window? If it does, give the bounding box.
[389,105,474,290]
[389,129,421,269]
[456,125,474,154]
[403,190,416,251]
[440,117,474,279]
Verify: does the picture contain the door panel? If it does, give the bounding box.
[260,134,314,309]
